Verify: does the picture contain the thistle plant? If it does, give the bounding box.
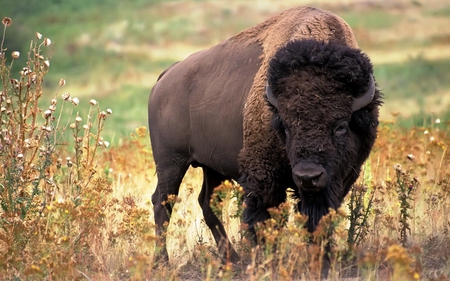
[392,163,419,246]
[0,17,119,279]
[347,183,375,249]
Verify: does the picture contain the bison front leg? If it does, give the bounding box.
[239,169,289,244]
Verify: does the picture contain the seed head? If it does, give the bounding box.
[89,99,97,106]
[44,109,52,118]
[59,79,66,86]
[83,124,89,130]
[71,97,79,106]
[36,32,42,40]
[62,92,70,101]
[103,141,110,148]
[11,51,20,59]
[393,163,402,172]
[2,17,12,27]
[407,154,415,161]
[106,108,112,114]
[17,153,24,159]
[44,38,52,46]
[435,118,441,124]
[75,116,82,122]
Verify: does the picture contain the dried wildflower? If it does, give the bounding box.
[51,99,57,105]
[103,141,110,148]
[44,38,52,46]
[2,17,12,27]
[71,97,79,106]
[59,79,66,86]
[35,32,42,40]
[44,60,50,67]
[75,116,82,122]
[407,154,415,161]
[89,99,97,106]
[49,104,56,111]
[83,124,89,130]
[70,123,76,129]
[435,118,441,124]
[135,126,147,138]
[44,110,52,118]
[11,51,20,59]
[62,92,70,101]
[106,108,112,114]
[424,130,429,135]
[42,126,52,132]
[100,111,107,119]
[430,136,435,142]
[393,163,402,172]
[17,153,24,159]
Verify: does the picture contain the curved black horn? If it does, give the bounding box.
[266,81,279,108]
[352,74,375,112]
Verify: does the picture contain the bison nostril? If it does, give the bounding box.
[293,163,327,191]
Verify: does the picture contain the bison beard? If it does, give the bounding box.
[299,175,342,233]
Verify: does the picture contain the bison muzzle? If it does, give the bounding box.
[148,6,382,264]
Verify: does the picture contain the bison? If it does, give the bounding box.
[148,6,382,263]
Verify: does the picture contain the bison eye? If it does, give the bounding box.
[282,121,290,137]
[334,120,349,136]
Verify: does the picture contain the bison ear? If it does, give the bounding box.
[266,81,279,109]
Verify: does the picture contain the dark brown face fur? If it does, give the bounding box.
[267,40,382,231]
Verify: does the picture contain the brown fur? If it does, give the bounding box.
[236,7,362,225]
[236,6,358,157]
[230,7,358,180]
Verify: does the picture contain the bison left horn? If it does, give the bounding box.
[266,81,279,109]
[352,74,375,112]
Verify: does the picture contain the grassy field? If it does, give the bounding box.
[1,0,450,280]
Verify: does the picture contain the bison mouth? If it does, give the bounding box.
[295,166,342,233]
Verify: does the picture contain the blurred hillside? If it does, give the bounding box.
[2,0,450,137]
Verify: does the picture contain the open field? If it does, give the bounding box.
[0,0,450,280]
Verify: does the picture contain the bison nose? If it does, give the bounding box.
[293,162,327,192]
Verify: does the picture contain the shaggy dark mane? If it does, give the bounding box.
[267,39,377,106]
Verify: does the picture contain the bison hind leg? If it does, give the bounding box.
[152,157,191,263]
[199,167,240,263]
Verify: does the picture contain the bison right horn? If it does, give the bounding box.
[352,74,375,112]
[266,81,279,109]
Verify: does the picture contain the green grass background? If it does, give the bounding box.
[2,0,450,141]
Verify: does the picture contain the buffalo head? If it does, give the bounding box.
[265,39,381,231]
